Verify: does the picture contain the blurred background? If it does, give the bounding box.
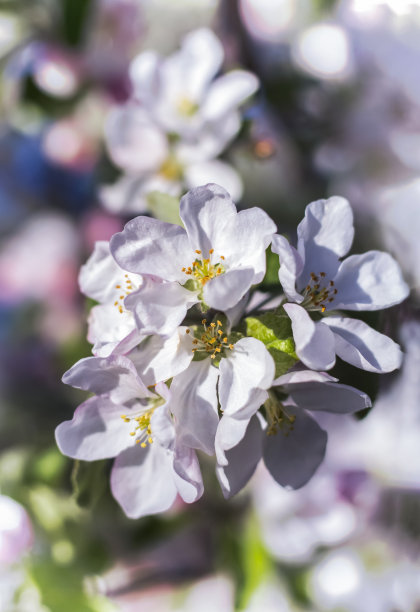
[1,1,420,610]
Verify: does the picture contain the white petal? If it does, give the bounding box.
[124,279,198,337]
[215,414,252,466]
[333,251,410,311]
[105,105,168,174]
[129,50,160,103]
[281,380,371,414]
[110,444,178,518]
[216,415,264,498]
[55,397,132,460]
[79,241,137,304]
[179,183,237,255]
[100,176,149,215]
[87,303,140,357]
[271,234,304,303]
[129,327,193,386]
[283,303,336,370]
[273,370,337,386]
[201,71,259,121]
[203,268,255,311]
[297,196,354,287]
[184,159,243,202]
[176,112,241,162]
[62,355,151,403]
[323,316,404,373]
[219,337,274,418]
[263,406,327,489]
[169,360,219,455]
[110,216,191,282]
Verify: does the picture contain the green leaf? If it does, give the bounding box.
[147,191,182,225]
[245,311,298,377]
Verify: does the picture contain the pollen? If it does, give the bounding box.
[182,249,225,286]
[301,271,338,313]
[186,320,235,360]
[121,408,155,448]
[114,274,139,314]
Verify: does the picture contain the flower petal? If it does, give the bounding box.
[129,327,193,386]
[169,360,219,455]
[215,414,252,466]
[129,50,160,103]
[280,380,371,414]
[105,105,168,174]
[62,355,151,402]
[179,183,237,255]
[263,406,327,489]
[87,303,141,357]
[283,303,336,370]
[297,196,354,286]
[332,251,410,311]
[110,216,191,282]
[271,234,304,303]
[55,397,132,460]
[173,443,204,503]
[79,241,136,304]
[124,279,198,337]
[216,415,264,498]
[203,267,255,311]
[323,316,404,372]
[110,444,178,518]
[184,159,243,202]
[201,71,259,121]
[100,175,149,215]
[219,337,274,418]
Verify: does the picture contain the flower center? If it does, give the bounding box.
[121,408,155,447]
[265,395,296,437]
[186,319,234,360]
[177,96,199,117]
[300,271,338,313]
[182,249,225,286]
[159,155,184,181]
[114,274,138,314]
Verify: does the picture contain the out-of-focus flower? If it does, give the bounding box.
[273,196,408,371]
[110,184,275,336]
[102,29,259,212]
[217,369,370,497]
[0,495,33,565]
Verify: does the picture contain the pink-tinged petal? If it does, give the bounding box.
[216,415,264,497]
[105,105,168,174]
[124,279,198,337]
[0,495,33,564]
[62,355,152,402]
[271,234,304,303]
[283,303,336,370]
[111,444,178,519]
[55,397,132,460]
[332,251,410,311]
[179,183,237,255]
[79,241,136,303]
[203,268,255,311]
[87,303,141,357]
[216,207,277,282]
[110,216,191,281]
[129,327,194,386]
[263,406,327,489]
[297,196,354,286]
[184,160,243,202]
[100,175,149,215]
[323,316,403,373]
[173,444,204,503]
[219,337,274,418]
[201,71,259,121]
[151,405,175,449]
[170,360,219,455]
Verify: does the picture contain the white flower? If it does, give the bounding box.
[110,183,276,336]
[101,28,259,213]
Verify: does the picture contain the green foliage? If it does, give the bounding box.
[246,311,298,377]
[147,191,182,226]
[71,460,108,509]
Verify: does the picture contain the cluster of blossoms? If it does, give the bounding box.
[56,183,409,518]
[100,28,259,214]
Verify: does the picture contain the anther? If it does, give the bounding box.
[209,248,214,254]
[195,249,201,254]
